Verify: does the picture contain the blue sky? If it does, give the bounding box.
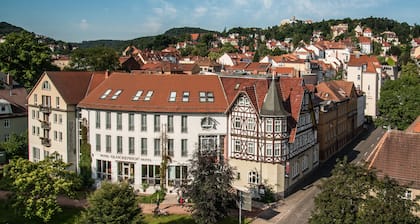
[1,0,419,42]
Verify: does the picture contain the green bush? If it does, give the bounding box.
[138,190,166,204]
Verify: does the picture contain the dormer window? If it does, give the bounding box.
[42,81,50,90]
[169,91,176,102]
[111,89,122,100]
[199,91,214,102]
[182,92,189,102]
[144,91,153,101]
[100,89,112,99]
[132,90,143,101]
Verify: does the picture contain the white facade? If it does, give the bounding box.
[217,53,235,66]
[82,109,227,192]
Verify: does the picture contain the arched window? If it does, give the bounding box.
[248,171,259,184]
[42,81,50,90]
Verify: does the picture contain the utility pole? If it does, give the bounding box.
[238,190,242,224]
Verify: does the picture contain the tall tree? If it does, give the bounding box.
[0,31,58,89]
[376,62,420,130]
[0,132,28,159]
[77,181,142,224]
[4,157,81,223]
[184,150,235,224]
[69,46,119,71]
[310,159,420,224]
[79,125,93,188]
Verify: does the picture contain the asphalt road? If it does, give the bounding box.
[252,125,387,224]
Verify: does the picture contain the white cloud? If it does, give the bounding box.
[262,0,272,9]
[233,0,249,6]
[194,7,208,17]
[79,19,89,30]
[140,19,163,35]
[153,1,177,18]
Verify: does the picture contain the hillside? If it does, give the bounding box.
[0,22,25,36]
[164,27,217,36]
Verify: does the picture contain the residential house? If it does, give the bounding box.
[77,73,228,192]
[52,55,71,70]
[346,54,382,117]
[119,56,142,72]
[358,36,372,55]
[243,62,271,75]
[368,116,420,209]
[331,24,348,38]
[363,28,372,38]
[27,71,106,171]
[315,80,360,161]
[0,74,27,142]
[222,75,319,198]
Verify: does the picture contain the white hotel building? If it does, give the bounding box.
[78,73,228,191]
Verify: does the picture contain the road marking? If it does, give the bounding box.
[364,152,368,157]
[370,144,374,148]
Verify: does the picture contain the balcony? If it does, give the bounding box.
[39,105,51,113]
[40,120,51,130]
[40,137,51,147]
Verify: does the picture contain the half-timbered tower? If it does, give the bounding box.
[222,75,319,198]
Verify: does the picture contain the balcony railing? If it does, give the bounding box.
[40,120,51,130]
[40,137,51,147]
[39,105,51,113]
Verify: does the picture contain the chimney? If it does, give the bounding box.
[6,73,13,87]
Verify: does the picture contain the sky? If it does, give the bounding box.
[1,0,419,42]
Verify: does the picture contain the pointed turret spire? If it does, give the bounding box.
[260,77,290,117]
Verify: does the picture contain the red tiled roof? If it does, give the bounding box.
[368,130,420,189]
[316,80,355,102]
[191,33,200,41]
[358,36,371,44]
[271,67,295,75]
[0,87,27,114]
[406,116,420,133]
[46,71,102,105]
[78,73,228,113]
[244,62,271,73]
[348,55,380,73]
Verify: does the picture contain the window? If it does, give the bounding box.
[266,119,273,132]
[357,74,361,80]
[141,114,147,131]
[106,112,111,129]
[96,111,101,128]
[169,91,176,102]
[181,115,187,133]
[274,143,280,156]
[44,150,49,159]
[4,119,10,128]
[58,114,62,124]
[199,92,206,102]
[199,135,218,151]
[4,134,9,142]
[274,119,281,133]
[59,132,62,142]
[36,111,39,119]
[116,113,122,130]
[132,90,143,101]
[96,134,101,152]
[54,131,58,140]
[106,135,111,153]
[154,115,160,132]
[181,139,188,157]
[117,136,122,154]
[248,171,259,184]
[100,89,112,99]
[129,137,135,155]
[96,160,111,180]
[42,95,51,107]
[234,140,241,152]
[247,118,255,130]
[142,165,161,185]
[182,92,189,102]
[128,113,134,131]
[32,110,35,119]
[167,139,174,156]
[292,161,300,178]
[302,155,309,171]
[32,126,36,135]
[168,165,188,186]
[247,142,255,154]
[37,127,40,136]
[266,143,272,156]
[207,92,214,102]
[33,147,40,162]
[111,89,122,100]
[117,162,135,183]
[34,94,38,105]
[56,97,60,108]
[233,117,241,129]
[154,138,161,156]
[167,115,174,133]
[53,114,57,123]
[141,138,147,155]
[42,81,50,90]
[144,90,153,101]
[282,119,287,132]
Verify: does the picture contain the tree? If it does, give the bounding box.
[375,62,420,130]
[220,43,237,54]
[79,125,93,188]
[4,157,81,223]
[0,132,28,159]
[77,181,142,224]
[309,158,420,224]
[69,46,119,71]
[0,31,58,89]
[184,150,235,224]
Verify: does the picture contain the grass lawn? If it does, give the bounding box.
[0,200,82,224]
[143,214,251,224]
